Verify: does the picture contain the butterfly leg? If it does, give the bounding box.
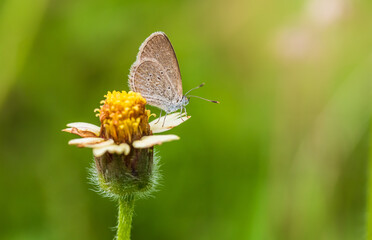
[180,106,184,121]
[180,107,187,122]
[155,110,163,124]
[162,113,168,127]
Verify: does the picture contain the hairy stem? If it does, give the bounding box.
[116,195,135,240]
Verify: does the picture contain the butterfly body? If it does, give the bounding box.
[166,96,189,113]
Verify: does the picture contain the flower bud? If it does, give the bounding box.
[94,147,155,198]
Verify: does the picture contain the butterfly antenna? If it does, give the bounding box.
[184,83,205,96]
[187,95,220,104]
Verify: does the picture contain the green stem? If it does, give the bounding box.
[116,195,135,240]
[368,127,372,238]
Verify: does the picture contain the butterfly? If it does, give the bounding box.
[129,32,218,121]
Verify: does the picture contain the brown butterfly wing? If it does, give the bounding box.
[133,32,183,97]
[130,60,179,111]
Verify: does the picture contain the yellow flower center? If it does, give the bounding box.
[96,91,151,144]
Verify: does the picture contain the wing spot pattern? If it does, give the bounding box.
[129,59,182,111]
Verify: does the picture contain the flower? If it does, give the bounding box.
[63,90,190,157]
[63,90,190,198]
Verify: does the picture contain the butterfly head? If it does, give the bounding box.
[182,95,190,107]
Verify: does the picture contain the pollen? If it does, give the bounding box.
[96,91,151,144]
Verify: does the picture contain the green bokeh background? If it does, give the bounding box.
[1,0,371,239]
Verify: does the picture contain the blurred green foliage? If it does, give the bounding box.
[0,0,371,239]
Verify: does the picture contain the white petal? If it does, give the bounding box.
[133,134,180,148]
[62,128,99,137]
[66,122,101,135]
[107,143,131,155]
[150,112,191,133]
[93,143,130,157]
[93,147,108,157]
[85,139,114,148]
[68,137,105,147]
